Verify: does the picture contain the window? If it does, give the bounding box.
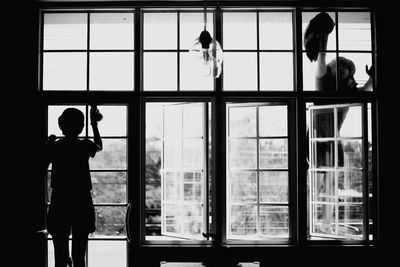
[38,4,378,267]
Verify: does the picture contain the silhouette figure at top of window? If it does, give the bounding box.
[45,105,102,267]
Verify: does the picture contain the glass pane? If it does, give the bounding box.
[338,205,363,236]
[183,104,204,138]
[88,241,126,267]
[338,12,371,51]
[229,106,257,137]
[180,52,214,91]
[259,206,289,236]
[259,171,288,203]
[89,52,134,90]
[43,52,87,91]
[144,53,177,90]
[338,106,362,138]
[338,171,363,203]
[303,52,336,91]
[339,53,372,90]
[93,206,126,237]
[312,141,335,168]
[223,52,257,91]
[312,108,334,138]
[180,12,213,50]
[91,172,127,204]
[144,13,177,49]
[259,139,288,169]
[44,13,87,50]
[223,13,257,49]
[259,105,287,137]
[89,106,127,137]
[230,171,257,203]
[183,139,203,170]
[312,171,335,202]
[164,203,181,233]
[48,105,86,137]
[338,140,363,169]
[302,12,336,51]
[90,13,134,49]
[259,12,292,50]
[89,139,127,170]
[230,205,257,236]
[312,203,335,235]
[165,172,181,202]
[260,52,293,91]
[229,139,257,169]
[183,204,203,235]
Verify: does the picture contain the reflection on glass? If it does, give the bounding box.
[259,139,288,169]
[89,52,134,91]
[183,204,203,235]
[90,13,134,50]
[230,171,257,203]
[144,53,177,90]
[312,171,335,202]
[312,141,335,168]
[313,203,335,235]
[338,106,362,138]
[338,140,363,169]
[312,108,334,138]
[165,172,181,201]
[259,171,288,203]
[44,13,87,50]
[183,140,203,170]
[259,206,289,236]
[223,52,257,91]
[43,53,87,91]
[183,104,204,137]
[230,205,257,236]
[164,203,181,233]
[223,13,257,49]
[338,171,363,203]
[338,12,371,51]
[144,13,177,49]
[338,205,363,236]
[164,139,182,169]
[88,241,126,267]
[229,139,257,169]
[89,139,127,170]
[229,107,257,137]
[259,12,292,50]
[91,172,127,204]
[93,206,126,237]
[260,52,293,91]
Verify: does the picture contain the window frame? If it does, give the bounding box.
[37,5,379,264]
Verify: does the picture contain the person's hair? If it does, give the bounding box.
[58,108,84,136]
[328,56,356,76]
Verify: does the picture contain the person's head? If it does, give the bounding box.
[58,108,84,137]
[328,56,356,81]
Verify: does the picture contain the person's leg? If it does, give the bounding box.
[52,229,70,267]
[71,228,89,267]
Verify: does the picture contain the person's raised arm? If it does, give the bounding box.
[358,64,374,91]
[90,105,103,152]
[316,34,329,79]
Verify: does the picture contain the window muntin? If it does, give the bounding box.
[143,12,215,91]
[307,103,369,240]
[145,102,212,242]
[223,11,294,91]
[302,11,373,91]
[42,12,134,91]
[40,7,377,253]
[227,103,289,240]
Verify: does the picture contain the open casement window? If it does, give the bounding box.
[161,103,208,240]
[226,103,289,240]
[308,103,366,240]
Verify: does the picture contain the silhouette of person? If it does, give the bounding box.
[45,105,102,267]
